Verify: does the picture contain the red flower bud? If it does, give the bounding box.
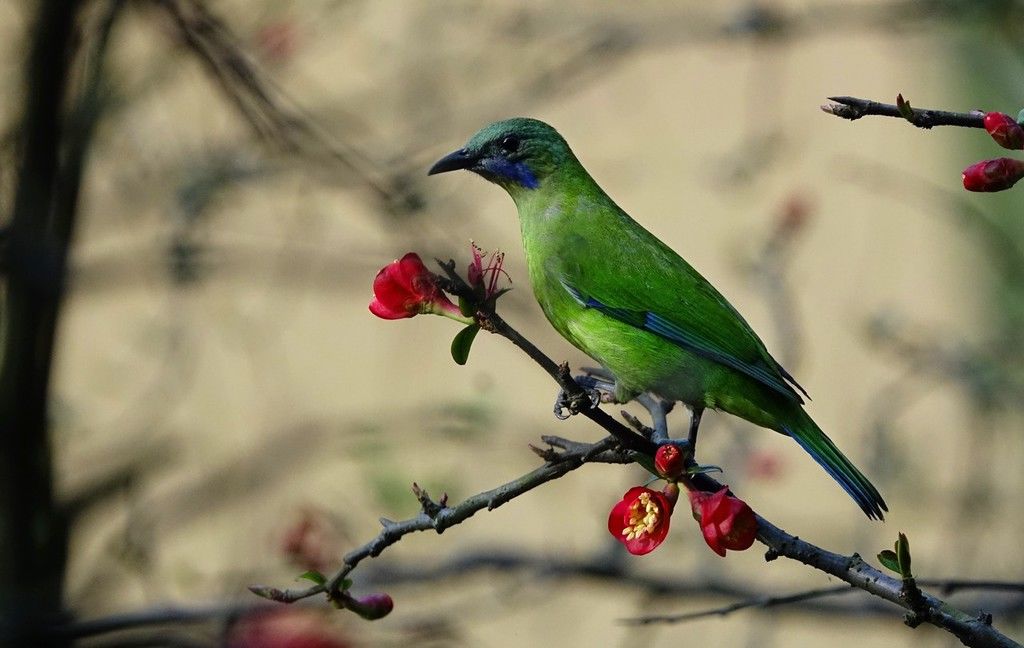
[654,444,685,479]
[369,253,461,319]
[280,508,336,573]
[608,486,674,555]
[983,112,1024,150]
[689,486,758,557]
[962,158,1024,192]
[344,593,394,621]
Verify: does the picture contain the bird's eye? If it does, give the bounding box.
[499,135,520,153]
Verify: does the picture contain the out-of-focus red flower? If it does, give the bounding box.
[608,486,674,555]
[689,486,758,557]
[654,444,685,480]
[280,508,336,573]
[228,609,352,648]
[777,192,813,234]
[255,21,299,64]
[983,112,1024,150]
[745,450,783,481]
[467,242,510,301]
[962,157,1024,192]
[369,253,462,320]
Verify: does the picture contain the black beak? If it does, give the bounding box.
[428,148,477,175]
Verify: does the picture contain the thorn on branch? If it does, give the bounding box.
[620,410,653,437]
[529,443,561,462]
[412,482,446,518]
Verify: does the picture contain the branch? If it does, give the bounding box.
[48,601,271,641]
[751,514,1021,648]
[629,585,854,624]
[254,272,1022,647]
[361,547,1024,623]
[435,258,656,456]
[822,96,986,129]
[249,435,634,604]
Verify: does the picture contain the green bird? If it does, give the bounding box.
[429,118,887,520]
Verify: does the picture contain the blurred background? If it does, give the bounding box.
[3,0,1024,646]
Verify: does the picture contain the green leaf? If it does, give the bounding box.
[896,532,912,578]
[451,324,480,365]
[896,93,914,121]
[686,463,722,476]
[878,550,900,574]
[458,295,474,318]
[299,570,326,585]
[339,578,353,591]
[1015,108,1024,125]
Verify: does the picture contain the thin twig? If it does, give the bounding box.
[249,436,633,604]
[822,96,986,129]
[750,512,1021,648]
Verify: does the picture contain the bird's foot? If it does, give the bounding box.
[552,386,601,420]
[634,393,674,443]
[553,371,620,420]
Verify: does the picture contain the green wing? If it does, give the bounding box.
[553,232,807,404]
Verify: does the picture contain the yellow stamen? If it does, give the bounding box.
[622,492,662,540]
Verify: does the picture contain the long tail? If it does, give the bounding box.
[782,413,887,520]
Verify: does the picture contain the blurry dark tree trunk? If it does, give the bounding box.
[0,1,85,644]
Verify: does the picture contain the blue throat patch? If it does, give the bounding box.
[482,157,539,189]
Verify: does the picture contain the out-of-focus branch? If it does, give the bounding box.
[822,96,986,129]
[48,601,272,641]
[249,435,634,604]
[365,547,1024,622]
[629,580,1024,625]
[630,585,853,624]
[152,0,404,206]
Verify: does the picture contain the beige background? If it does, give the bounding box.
[4,1,1022,646]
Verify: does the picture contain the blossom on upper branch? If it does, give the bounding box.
[689,486,758,557]
[962,158,1024,193]
[983,112,1024,150]
[608,486,675,555]
[369,253,465,320]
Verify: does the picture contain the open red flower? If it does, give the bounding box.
[984,112,1024,150]
[608,486,674,555]
[962,157,1024,192]
[689,486,758,557]
[369,253,462,320]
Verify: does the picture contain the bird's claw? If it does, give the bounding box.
[553,386,601,420]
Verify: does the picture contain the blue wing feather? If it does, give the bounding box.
[562,280,804,403]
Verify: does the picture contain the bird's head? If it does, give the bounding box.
[428,118,573,194]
